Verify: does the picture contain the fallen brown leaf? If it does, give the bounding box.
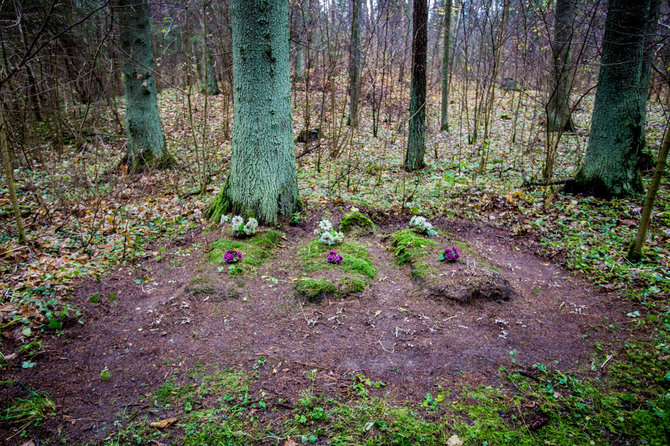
[149,416,177,428]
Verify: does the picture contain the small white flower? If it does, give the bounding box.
[410,216,427,228]
[220,215,230,225]
[319,218,333,232]
[320,232,335,244]
[243,218,258,234]
[231,216,244,228]
[409,215,436,235]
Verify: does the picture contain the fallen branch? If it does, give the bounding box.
[296,143,322,160]
[523,179,570,188]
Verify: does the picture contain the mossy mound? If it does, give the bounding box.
[390,229,513,303]
[296,240,376,302]
[209,230,282,275]
[390,229,438,278]
[295,276,366,301]
[339,211,375,236]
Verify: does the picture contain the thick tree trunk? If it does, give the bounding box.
[348,0,362,128]
[118,0,171,173]
[201,44,220,95]
[405,0,428,172]
[207,0,299,226]
[546,0,575,132]
[572,0,654,197]
[440,0,452,132]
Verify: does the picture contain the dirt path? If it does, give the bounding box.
[1,213,632,444]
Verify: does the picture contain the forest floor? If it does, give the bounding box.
[1,86,669,445]
[0,209,639,445]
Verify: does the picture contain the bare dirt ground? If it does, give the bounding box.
[0,210,632,444]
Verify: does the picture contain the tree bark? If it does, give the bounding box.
[405,0,428,172]
[201,43,220,95]
[637,0,661,152]
[348,0,362,128]
[572,0,654,197]
[118,0,171,173]
[440,0,452,132]
[546,0,575,132]
[207,0,299,226]
[0,112,26,243]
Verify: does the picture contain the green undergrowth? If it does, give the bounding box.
[295,240,376,300]
[103,357,670,446]
[209,230,282,274]
[537,195,669,298]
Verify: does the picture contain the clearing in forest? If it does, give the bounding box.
[0,209,632,445]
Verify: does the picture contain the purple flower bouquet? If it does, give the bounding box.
[440,246,460,262]
[224,250,243,264]
[327,250,343,264]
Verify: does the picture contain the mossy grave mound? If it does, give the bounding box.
[390,229,513,304]
[339,210,375,236]
[295,239,376,302]
[209,230,283,276]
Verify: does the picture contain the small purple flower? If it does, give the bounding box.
[327,249,343,264]
[440,246,460,262]
[224,250,242,264]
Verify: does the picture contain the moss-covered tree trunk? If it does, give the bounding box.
[440,0,452,132]
[348,0,362,128]
[572,0,654,197]
[201,43,220,95]
[118,0,170,173]
[404,0,427,172]
[546,0,575,132]
[207,0,299,226]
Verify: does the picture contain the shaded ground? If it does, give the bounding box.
[0,210,633,444]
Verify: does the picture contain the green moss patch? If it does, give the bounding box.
[209,230,282,274]
[300,240,376,278]
[390,229,438,278]
[295,278,338,299]
[339,210,375,236]
[295,240,376,301]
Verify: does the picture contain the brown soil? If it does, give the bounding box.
[0,210,632,444]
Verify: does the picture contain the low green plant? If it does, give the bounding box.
[1,389,55,427]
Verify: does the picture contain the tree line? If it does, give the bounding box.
[0,0,668,243]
